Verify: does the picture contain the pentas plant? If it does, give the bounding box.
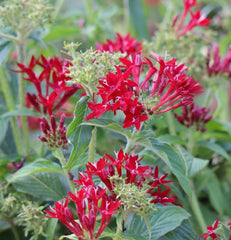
[85,52,202,130]
[45,149,176,239]
[15,55,83,149]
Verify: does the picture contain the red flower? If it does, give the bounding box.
[200,219,220,240]
[228,222,231,229]
[207,43,231,77]
[148,166,173,189]
[96,33,142,57]
[123,98,148,130]
[174,0,211,38]
[46,184,120,240]
[174,103,212,132]
[15,55,83,116]
[150,186,177,206]
[177,10,211,38]
[45,199,85,239]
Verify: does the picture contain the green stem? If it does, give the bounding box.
[53,149,75,192]
[85,0,94,23]
[114,227,122,240]
[190,181,207,233]
[124,127,137,153]
[53,0,65,20]
[166,111,176,136]
[187,126,196,155]
[0,32,18,42]
[115,208,134,240]
[123,0,130,33]
[0,69,22,154]
[6,217,20,240]
[202,88,212,108]
[16,37,30,154]
[88,127,97,163]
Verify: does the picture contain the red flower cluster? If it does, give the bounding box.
[95,33,142,57]
[39,114,68,149]
[45,183,120,240]
[86,53,202,130]
[173,0,211,38]
[15,55,82,116]
[174,103,212,132]
[207,43,231,77]
[80,149,176,206]
[200,219,220,240]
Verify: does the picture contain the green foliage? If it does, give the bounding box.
[66,96,92,170]
[123,206,191,240]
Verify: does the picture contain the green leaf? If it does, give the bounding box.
[12,172,67,201]
[66,96,91,169]
[177,146,193,177]
[0,40,12,65]
[7,159,63,183]
[70,153,89,170]
[206,171,225,215]
[88,127,97,163]
[128,0,149,40]
[44,26,80,41]
[158,134,185,145]
[67,96,89,138]
[216,119,231,136]
[189,158,209,178]
[158,220,197,240]
[0,117,9,145]
[82,118,131,139]
[0,108,39,119]
[60,234,78,240]
[197,140,230,162]
[46,219,58,240]
[66,125,92,170]
[138,138,191,197]
[123,206,190,240]
[177,146,209,178]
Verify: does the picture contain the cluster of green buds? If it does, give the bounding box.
[0,194,20,218]
[16,201,48,240]
[0,0,53,39]
[111,175,155,216]
[64,42,125,96]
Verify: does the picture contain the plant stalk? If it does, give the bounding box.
[166,111,176,136]
[0,32,18,42]
[16,36,30,154]
[190,181,207,233]
[53,0,65,20]
[123,0,130,33]
[6,217,20,240]
[85,0,94,23]
[0,69,22,154]
[88,127,97,163]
